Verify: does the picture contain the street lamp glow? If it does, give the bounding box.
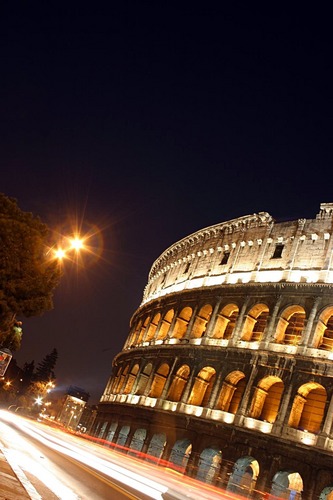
[69,236,84,251]
[46,222,103,267]
[35,396,43,405]
[54,248,66,260]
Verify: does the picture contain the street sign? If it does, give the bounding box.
[0,349,12,377]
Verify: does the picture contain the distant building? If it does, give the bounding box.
[57,386,89,430]
[78,404,98,434]
[95,203,333,499]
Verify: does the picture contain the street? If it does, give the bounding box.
[0,411,237,500]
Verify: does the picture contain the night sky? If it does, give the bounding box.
[1,4,333,402]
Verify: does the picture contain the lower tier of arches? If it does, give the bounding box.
[93,403,333,500]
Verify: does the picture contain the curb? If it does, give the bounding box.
[0,444,41,500]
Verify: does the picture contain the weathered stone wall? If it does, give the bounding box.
[96,203,333,499]
[143,203,333,305]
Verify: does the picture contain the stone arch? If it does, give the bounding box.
[319,486,333,500]
[123,363,139,394]
[166,364,191,402]
[135,363,153,396]
[227,456,259,497]
[129,428,147,453]
[111,365,122,393]
[156,309,174,340]
[97,421,108,438]
[137,316,150,344]
[314,306,333,350]
[146,433,166,460]
[211,303,239,340]
[288,382,327,433]
[145,312,161,342]
[190,304,213,338]
[196,447,222,484]
[168,438,192,471]
[241,303,269,342]
[217,370,246,413]
[248,376,284,422]
[128,318,142,347]
[106,421,117,442]
[275,305,306,345]
[171,307,193,339]
[115,364,130,393]
[270,470,303,499]
[187,366,216,406]
[149,363,170,398]
[116,425,130,447]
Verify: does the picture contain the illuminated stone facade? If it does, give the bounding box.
[95,203,333,499]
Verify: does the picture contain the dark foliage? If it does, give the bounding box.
[34,348,58,382]
[0,193,62,350]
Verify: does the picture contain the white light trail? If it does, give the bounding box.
[0,411,167,499]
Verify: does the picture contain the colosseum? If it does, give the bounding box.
[94,202,333,499]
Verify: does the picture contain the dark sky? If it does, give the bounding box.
[1,4,333,402]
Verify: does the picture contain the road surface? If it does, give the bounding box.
[0,410,240,499]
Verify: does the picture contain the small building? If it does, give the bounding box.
[57,386,89,430]
[78,404,98,434]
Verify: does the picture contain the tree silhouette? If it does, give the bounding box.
[0,193,62,350]
[34,348,58,382]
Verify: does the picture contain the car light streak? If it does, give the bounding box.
[0,411,168,499]
[0,411,241,499]
[0,419,79,499]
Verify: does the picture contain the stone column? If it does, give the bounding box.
[131,362,146,394]
[184,305,199,340]
[102,421,112,440]
[180,370,197,403]
[253,222,274,277]
[140,434,151,455]
[272,382,294,435]
[143,362,159,396]
[321,393,333,436]
[264,294,283,343]
[111,424,122,445]
[160,356,179,399]
[229,241,241,274]
[207,371,224,408]
[299,296,321,348]
[233,357,258,425]
[142,315,154,343]
[185,448,200,479]
[229,296,250,343]
[161,441,173,462]
[165,308,179,339]
[204,298,222,338]
[124,428,136,450]
[283,218,306,281]
[323,220,333,279]
[153,312,165,340]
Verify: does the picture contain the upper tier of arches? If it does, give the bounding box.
[125,288,333,358]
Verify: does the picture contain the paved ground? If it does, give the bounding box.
[0,445,34,500]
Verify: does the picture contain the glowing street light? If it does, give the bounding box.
[54,248,66,260]
[49,235,85,263]
[45,223,103,269]
[69,236,84,251]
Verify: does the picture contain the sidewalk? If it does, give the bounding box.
[0,446,34,499]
